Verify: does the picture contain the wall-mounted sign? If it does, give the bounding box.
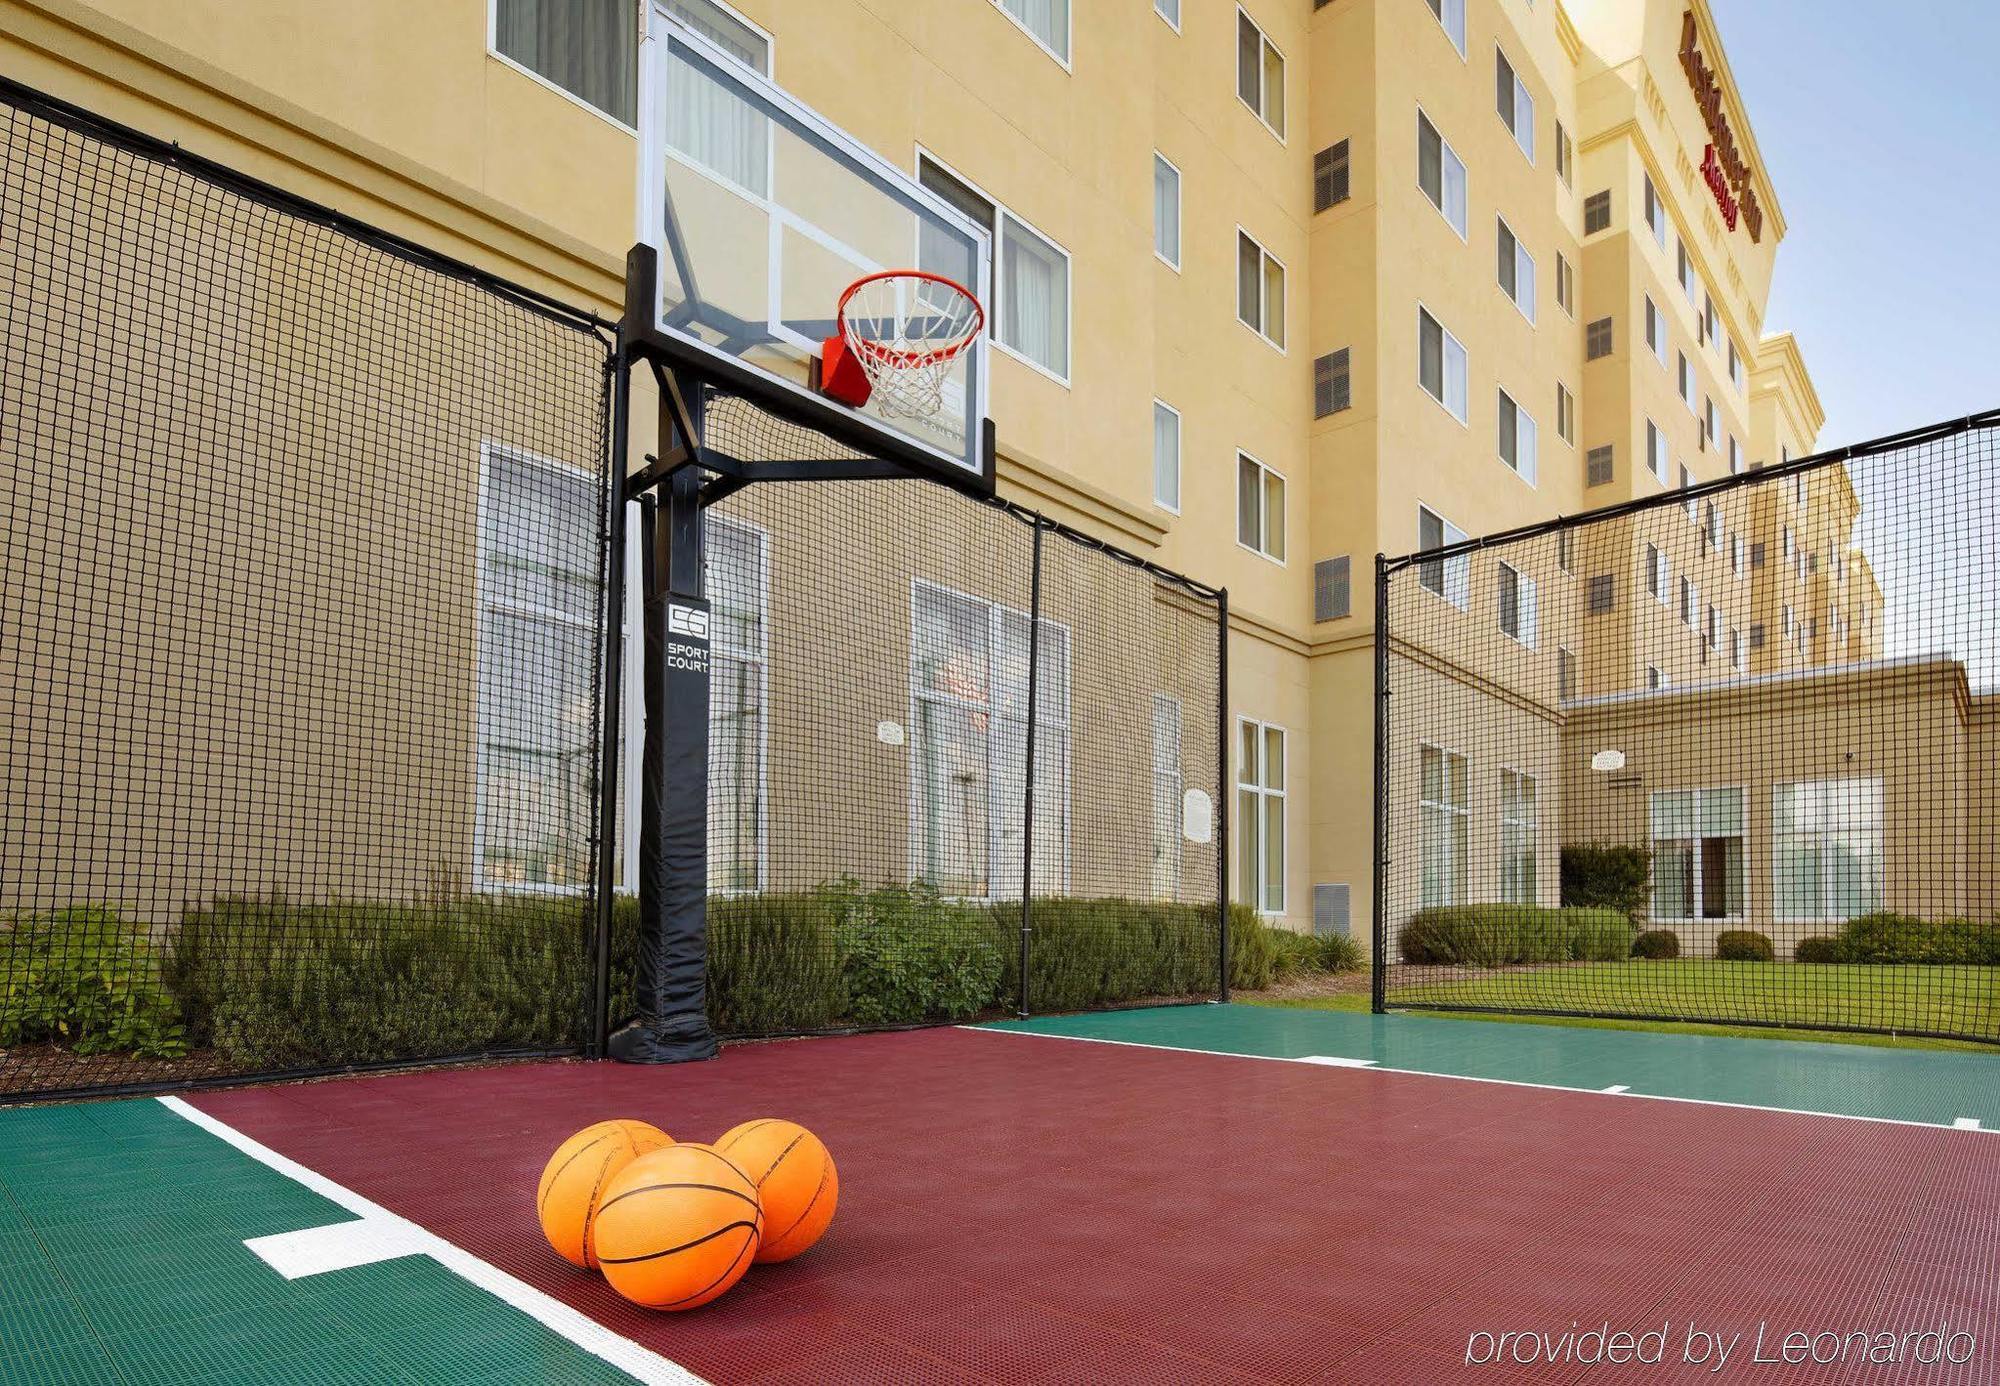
[1679,11,1763,243]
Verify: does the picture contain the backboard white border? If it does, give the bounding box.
[636,3,994,479]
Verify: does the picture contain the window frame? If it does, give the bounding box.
[704,512,772,895]
[1417,302,1469,425]
[1154,0,1181,32]
[1497,387,1538,487]
[1643,172,1666,249]
[1236,227,1289,352]
[1417,503,1471,610]
[1238,716,1289,915]
[1153,151,1182,271]
[992,0,1072,70]
[487,0,651,133]
[1426,0,1468,59]
[1418,741,1471,909]
[1496,215,1535,324]
[1494,46,1535,162]
[1772,778,1886,923]
[1649,785,1748,924]
[1416,107,1470,240]
[1152,398,1182,514]
[1236,450,1288,564]
[1497,559,1539,649]
[1499,766,1539,905]
[1236,5,1287,140]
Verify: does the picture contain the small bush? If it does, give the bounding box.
[1560,843,1654,921]
[1399,905,1633,967]
[1268,928,1365,980]
[1794,936,1842,964]
[832,880,1000,1026]
[1714,930,1774,962]
[1822,913,2000,965]
[1630,929,1681,960]
[1,907,187,1058]
[989,899,1266,1012]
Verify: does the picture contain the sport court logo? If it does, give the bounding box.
[668,603,709,640]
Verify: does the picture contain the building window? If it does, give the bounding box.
[1496,217,1535,322]
[1704,292,1719,347]
[705,516,769,892]
[1155,0,1179,29]
[1678,351,1694,409]
[1703,397,1716,449]
[494,0,639,124]
[1587,574,1615,614]
[1680,463,1696,520]
[1646,418,1667,482]
[1315,348,1352,417]
[1705,503,1722,551]
[1732,533,1746,578]
[1314,140,1351,212]
[1774,779,1884,920]
[1237,452,1286,562]
[918,156,1071,382]
[1425,0,1467,57]
[1586,444,1614,486]
[1497,389,1538,485]
[910,581,1070,899]
[1646,664,1664,690]
[1500,769,1538,904]
[1584,189,1611,234]
[1558,647,1576,701]
[1417,110,1468,237]
[1495,48,1534,161]
[475,445,605,891]
[1153,400,1181,512]
[1643,173,1666,249]
[1418,306,1468,422]
[1645,542,1666,603]
[1651,788,1745,921]
[1556,383,1575,445]
[1498,561,1538,648]
[1419,744,1469,908]
[1237,7,1286,138]
[1237,230,1287,350]
[1556,252,1574,317]
[1238,718,1287,914]
[1557,530,1572,573]
[1728,338,1743,390]
[1151,694,1183,898]
[1728,436,1741,473]
[1644,295,1666,364]
[1677,238,1697,305]
[1730,627,1745,671]
[1586,316,1613,360]
[1679,575,1694,626]
[1706,602,1720,650]
[1153,153,1181,268]
[994,0,1069,63]
[1555,121,1573,187]
[1418,504,1469,608]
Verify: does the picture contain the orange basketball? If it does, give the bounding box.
[536,1119,672,1269]
[593,1144,764,1310]
[714,1119,839,1263]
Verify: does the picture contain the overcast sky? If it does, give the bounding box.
[1714,2,2000,448]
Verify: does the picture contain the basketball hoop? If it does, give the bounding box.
[820,270,985,420]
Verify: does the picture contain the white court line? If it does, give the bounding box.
[963,1026,1999,1137]
[1297,1055,1379,1068]
[1955,1117,1982,1131]
[245,1217,428,1280]
[158,1097,705,1386]
[1601,1085,1632,1094]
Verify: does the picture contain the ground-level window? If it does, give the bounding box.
[475,445,602,890]
[1500,769,1537,904]
[1152,694,1183,899]
[910,582,1070,899]
[1419,744,1469,908]
[1238,718,1287,914]
[707,516,769,892]
[1651,787,1744,921]
[1773,778,1883,920]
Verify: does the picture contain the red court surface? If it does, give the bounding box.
[193,1026,2000,1384]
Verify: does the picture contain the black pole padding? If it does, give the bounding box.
[1371,555,1391,1015]
[1016,520,1045,1018]
[1216,588,1230,1004]
[609,472,718,1064]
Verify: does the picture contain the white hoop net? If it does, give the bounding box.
[838,273,984,421]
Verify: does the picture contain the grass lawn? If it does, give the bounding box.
[1251,963,2000,1054]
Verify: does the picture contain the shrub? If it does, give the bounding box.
[1824,913,2000,966]
[1714,930,1775,962]
[831,880,1000,1026]
[1560,843,1654,921]
[1269,928,1367,980]
[1400,906,1633,967]
[0,907,187,1058]
[1630,929,1681,960]
[988,899,1268,1012]
[706,893,848,1034]
[1794,936,1842,964]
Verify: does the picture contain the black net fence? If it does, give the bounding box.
[656,387,1233,1039]
[1,82,615,1101]
[1374,409,2000,1044]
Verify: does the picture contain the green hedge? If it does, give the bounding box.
[1399,905,1633,967]
[1,907,187,1058]
[149,886,1261,1068]
[1815,913,2000,965]
[1631,929,1681,960]
[1559,843,1654,921]
[1268,927,1365,979]
[1714,929,1775,962]
[1794,935,1842,963]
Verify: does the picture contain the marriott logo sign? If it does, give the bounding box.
[1679,10,1764,243]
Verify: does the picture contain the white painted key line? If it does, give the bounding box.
[963,1026,2000,1137]
[158,1097,705,1386]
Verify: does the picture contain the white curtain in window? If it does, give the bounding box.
[1002,216,1069,377]
[1153,403,1180,510]
[495,0,636,123]
[1002,0,1070,60]
[1153,156,1180,265]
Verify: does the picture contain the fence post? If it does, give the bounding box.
[1017,518,1046,1017]
[1216,588,1231,1003]
[1371,554,1390,1014]
[589,343,630,1060]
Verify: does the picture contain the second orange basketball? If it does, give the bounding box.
[713,1119,839,1263]
[592,1144,763,1311]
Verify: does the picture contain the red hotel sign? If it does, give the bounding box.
[1679,10,1763,243]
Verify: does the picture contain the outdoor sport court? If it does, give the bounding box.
[6,1004,1997,1385]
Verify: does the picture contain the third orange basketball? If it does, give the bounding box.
[714,1118,839,1263]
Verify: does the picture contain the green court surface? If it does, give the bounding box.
[985,1002,2000,1130]
[0,1100,639,1386]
